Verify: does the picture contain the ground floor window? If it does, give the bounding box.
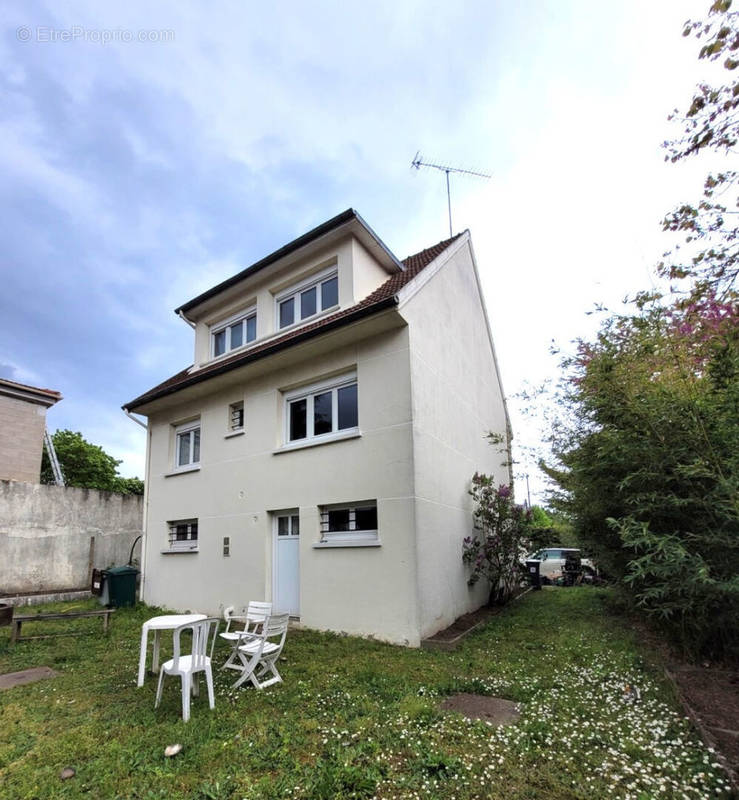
[319,501,377,543]
[168,519,198,551]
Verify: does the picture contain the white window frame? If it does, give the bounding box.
[210,306,257,359]
[228,400,244,433]
[167,519,198,552]
[274,267,339,332]
[174,419,200,470]
[318,501,378,544]
[283,372,358,446]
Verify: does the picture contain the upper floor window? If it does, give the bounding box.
[212,308,257,358]
[276,269,339,330]
[284,373,358,445]
[175,420,200,469]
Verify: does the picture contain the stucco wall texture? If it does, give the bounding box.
[0,480,143,595]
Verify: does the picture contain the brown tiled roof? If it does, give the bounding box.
[124,232,463,411]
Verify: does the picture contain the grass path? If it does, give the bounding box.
[0,589,731,799]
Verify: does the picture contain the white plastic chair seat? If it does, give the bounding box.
[160,654,201,672]
[238,640,279,656]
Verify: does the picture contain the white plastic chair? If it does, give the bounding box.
[220,601,272,672]
[154,617,219,722]
[232,612,290,690]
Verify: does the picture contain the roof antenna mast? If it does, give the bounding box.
[411,152,491,238]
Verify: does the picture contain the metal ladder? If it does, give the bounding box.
[43,428,65,486]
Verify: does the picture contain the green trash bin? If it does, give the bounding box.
[104,565,139,607]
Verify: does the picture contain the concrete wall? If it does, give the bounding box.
[0,395,48,483]
[0,480,144,595]
[400,236,511,639]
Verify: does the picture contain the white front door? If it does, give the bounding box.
[273,512,300,616]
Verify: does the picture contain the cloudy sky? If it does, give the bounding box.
[1,1,710,501]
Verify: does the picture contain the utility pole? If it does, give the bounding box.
[411,152,492,237]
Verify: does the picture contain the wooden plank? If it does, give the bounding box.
[8,609,115,646]
[14,610,115,622]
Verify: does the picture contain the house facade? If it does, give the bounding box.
[124,210,511,647]
[0,378,62,483]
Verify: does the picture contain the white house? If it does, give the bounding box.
[123,209,511,647]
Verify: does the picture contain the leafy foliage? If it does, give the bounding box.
[41,429,144,495]
[659,0,738,301]
[463,476,531,605]
[542,2,739,658]
[526,505,578,551]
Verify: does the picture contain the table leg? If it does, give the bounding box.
[152,630,161,674]
[137,627,149,688]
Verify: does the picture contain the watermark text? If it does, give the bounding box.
[16,26,175,44]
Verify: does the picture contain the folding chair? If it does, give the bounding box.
[220,601,272,671]
[231,612,289,690]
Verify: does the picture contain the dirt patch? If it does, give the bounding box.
[668,666,739,777]
[440,693,521,726]
[0,666,59,690]
[424,589,530,648]
[427,606,501,643]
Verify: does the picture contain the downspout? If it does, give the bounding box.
[178,310,196,329]
[123,407,149,601]
[124,409,147,429]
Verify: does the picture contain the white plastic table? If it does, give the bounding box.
[137,614,206,687]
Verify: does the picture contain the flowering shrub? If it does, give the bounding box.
[463,475,531,605]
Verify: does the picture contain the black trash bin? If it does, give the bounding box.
[525,559,542,591]
[104,565,139,607]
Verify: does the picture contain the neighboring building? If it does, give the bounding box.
[123,209,511,646]
[0,378,62,483]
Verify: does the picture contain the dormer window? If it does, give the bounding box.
[212,308,257,358]
[276,269,338,330]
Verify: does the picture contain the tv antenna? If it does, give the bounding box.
[411,151,492,237]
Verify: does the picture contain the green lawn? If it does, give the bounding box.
[0,589,731,799]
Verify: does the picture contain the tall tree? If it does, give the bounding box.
[542,2,739,658]
[42,430,144,495]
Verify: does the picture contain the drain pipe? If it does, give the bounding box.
[124,409,147,429]
[178,310,195,329]
[128,534,143,566]
[122,408,150,601]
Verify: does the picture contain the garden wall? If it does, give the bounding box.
[0,480,143,598]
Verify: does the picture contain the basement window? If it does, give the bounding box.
[319,501,377,544]
[167,519,198,552]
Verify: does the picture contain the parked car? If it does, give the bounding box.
[525,548,596,584]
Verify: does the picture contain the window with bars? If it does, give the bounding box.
[229,401,244,432]
[319,502,377,543]
[211,308,257,358]
[276,270,339,330]
[168,519,198,551]
[175,420,200,469]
